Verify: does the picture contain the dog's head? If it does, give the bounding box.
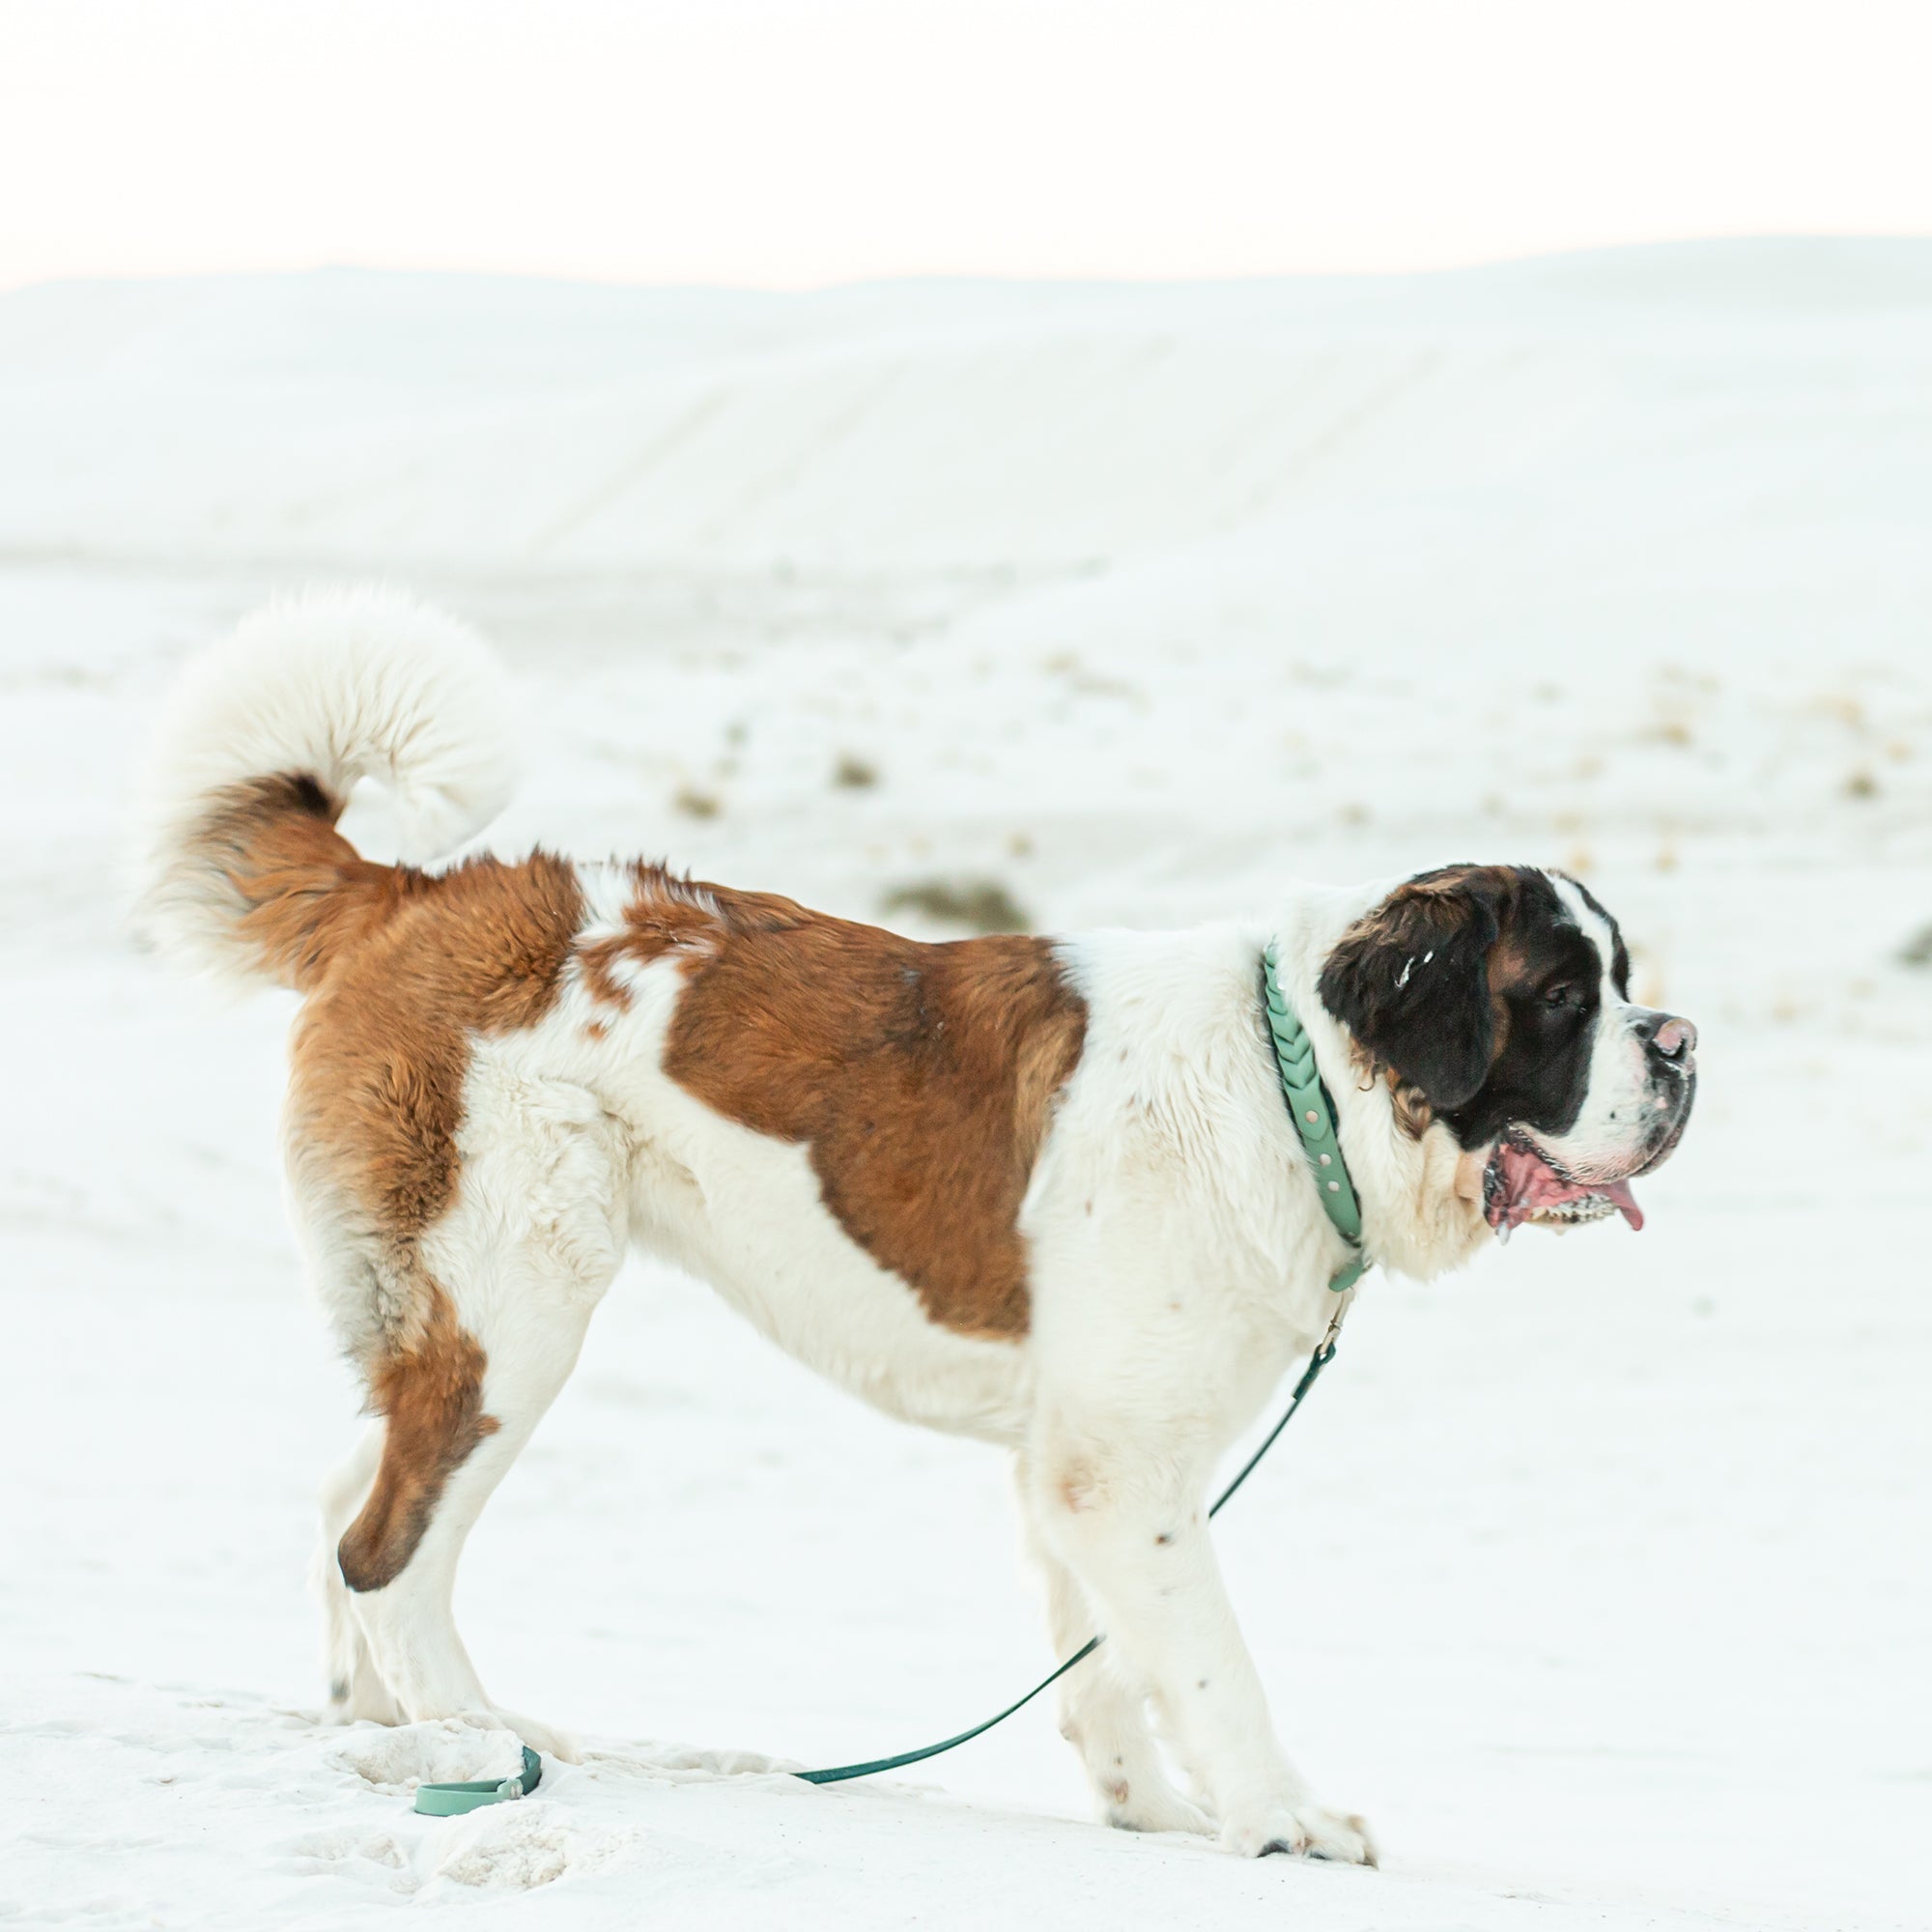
[1317,866,1695,1235]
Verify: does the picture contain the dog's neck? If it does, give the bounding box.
[1264,885,1493,1285]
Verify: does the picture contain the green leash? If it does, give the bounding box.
[794,946,1372,1786]
[794,1328,1345,1786]
[414,1745,543,1817]
[405,948,1368,1811]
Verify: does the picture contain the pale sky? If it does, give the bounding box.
[4,0,1929,292]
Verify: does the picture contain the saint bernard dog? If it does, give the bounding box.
[137,589,1696,1862]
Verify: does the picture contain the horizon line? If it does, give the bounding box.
[8,230,1932,301]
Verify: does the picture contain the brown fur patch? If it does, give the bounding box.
[199,770,585,1270]
[593,875,1086,1338]
[195,773,425,991]
[577,864,755,1008]
[337,1290,499,1592]
[1386,1066,1435,1139]
[204,774,586,1588]
[289,846,585,1255]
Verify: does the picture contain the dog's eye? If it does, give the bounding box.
[1544,982,1578,1009]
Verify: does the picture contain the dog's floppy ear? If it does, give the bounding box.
[1316,867,1509,1111]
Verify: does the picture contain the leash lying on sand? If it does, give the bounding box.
[414,1746,543,1816]
[413,947,1366,1813]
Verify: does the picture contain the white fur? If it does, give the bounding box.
[135,586,518,981]
[143,594,1651,1864]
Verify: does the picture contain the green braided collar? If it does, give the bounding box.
[1263,942,1370,1293]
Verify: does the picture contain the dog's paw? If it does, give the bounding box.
[1222,1802,1377,1865]
[1102,1777,1214,1837]
[471,1708,582,1765]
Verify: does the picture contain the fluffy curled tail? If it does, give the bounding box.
[136,586,518,990]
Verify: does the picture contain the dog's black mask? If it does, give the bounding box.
[1315,864,1636,1151]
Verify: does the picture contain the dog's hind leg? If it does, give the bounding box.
[335,1267,603,1760]
[1016,1453,1214,1837]
[333,1072,627,1759]
[313,1421,401,1724]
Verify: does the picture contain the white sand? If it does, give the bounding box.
[3,240,1927,1929]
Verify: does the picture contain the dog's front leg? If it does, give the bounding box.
[1024,1430,1375,1864]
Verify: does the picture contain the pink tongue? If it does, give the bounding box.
[1602,1181,1644,1232]
[1493,1139,1644,1231]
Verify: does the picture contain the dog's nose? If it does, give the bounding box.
[1636,1011,1697,1064]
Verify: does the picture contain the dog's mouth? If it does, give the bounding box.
[1483,1132,1645,1236]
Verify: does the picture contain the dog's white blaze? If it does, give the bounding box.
[1536,876,1660,1181]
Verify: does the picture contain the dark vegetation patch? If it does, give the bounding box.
[882,877,1033,935]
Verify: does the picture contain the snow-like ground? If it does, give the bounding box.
[3,241,1929,1929]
